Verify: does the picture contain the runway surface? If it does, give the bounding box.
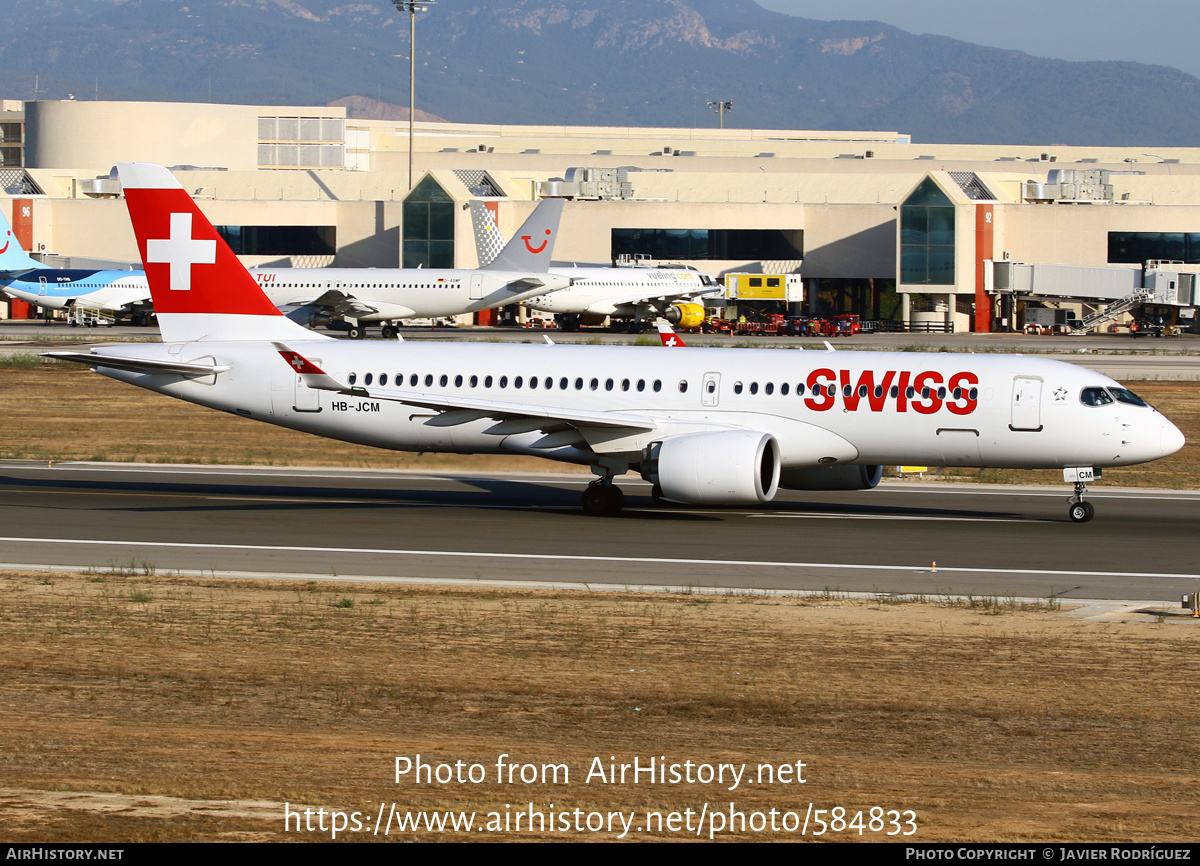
[2,461,1196,605]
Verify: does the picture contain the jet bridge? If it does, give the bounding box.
[989,260,1197,333]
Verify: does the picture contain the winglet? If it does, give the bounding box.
[542,334,555,345]
[656,321,687,347]
[823,340,836,352]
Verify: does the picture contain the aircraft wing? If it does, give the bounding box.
[274,343,655,435]
[43,351,230,376]
[81,286,154,315]
[286,289,418,321]
[603,287,721,310]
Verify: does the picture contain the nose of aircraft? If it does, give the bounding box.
[1160,414,1186,458]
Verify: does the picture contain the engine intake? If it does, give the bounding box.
[641,430,780,505]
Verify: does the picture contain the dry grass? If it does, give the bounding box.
[0,571,1197,842]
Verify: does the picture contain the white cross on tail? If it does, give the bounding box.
[146,212,216,291]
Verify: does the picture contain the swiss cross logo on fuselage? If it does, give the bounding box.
[145,212,216,291]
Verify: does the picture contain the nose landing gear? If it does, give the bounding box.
[1065,467,1098,522]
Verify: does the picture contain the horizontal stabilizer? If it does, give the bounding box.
[43,351,231,376]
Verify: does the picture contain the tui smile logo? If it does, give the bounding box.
[522,228,552,255]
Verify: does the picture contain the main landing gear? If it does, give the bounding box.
[582,478,624,516]
[1068,480,1095,523]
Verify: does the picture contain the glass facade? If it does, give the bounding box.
[900,178,955,285]
[1108,232,1200,264]
[611,228,802,261]
[215,225,336,257]
[403,176,455,268]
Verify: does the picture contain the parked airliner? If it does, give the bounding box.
[0,209,155,325]
[469,201,719,332]
[47,163,1184,522]
[2,192,570,336]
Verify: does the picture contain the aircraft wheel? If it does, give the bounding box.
[1068,501,1095,523]
[381,325,398,339]
[582,484,623,516]
[346,325,366,340]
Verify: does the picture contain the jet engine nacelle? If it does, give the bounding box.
[779,464,883,491]
[281,304,334,329]
[664,302,706,329]
[641,430,781,505]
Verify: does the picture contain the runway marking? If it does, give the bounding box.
[1,536,1196,581]
[748,512,1044,523]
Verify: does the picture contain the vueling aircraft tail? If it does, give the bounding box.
[117,162,326,344]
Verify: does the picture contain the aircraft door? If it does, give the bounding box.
[702,372,721,407]
[38,276,47,297]
[294,358,323,413]
[470,274,483,300]
[1010,376,1043,431]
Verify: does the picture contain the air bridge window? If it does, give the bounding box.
[1080,387,1114,407]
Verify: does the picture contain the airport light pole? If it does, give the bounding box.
[392,0,438,191]
[707,100,732,129]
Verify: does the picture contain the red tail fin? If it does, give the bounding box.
[118,163,320,342]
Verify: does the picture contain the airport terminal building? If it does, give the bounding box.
[5,98,1200,332]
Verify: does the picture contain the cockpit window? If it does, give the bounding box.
[1080,387,1114,407]
[1109,387,1148,407]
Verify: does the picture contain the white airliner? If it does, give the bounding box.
[47,163,1184,523]
[469,201,719,332]
[0,209,155,325]
[1,192,570,337]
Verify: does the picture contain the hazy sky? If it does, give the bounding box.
[754,0,1200,78]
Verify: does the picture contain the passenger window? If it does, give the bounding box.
[781,383,790,396]
[364,373,373,386]
[348,372,357,385]
[455,374,463,387]
[637,379,646,392]
[575,378,584,390]
[528,376,537,390]
[605,378,614,391]
[515,376,523,388]
[622,379,630,391]
[470,375,478,388]
[750,382,759,395]
[796,384,805,396]
[678,380,688,393]
[425,374,434,387]
[706,380,716,393]
[485,375,494,388]
[499,376,508,388]
[380,374,388,386]
[765,382,774,395]
[589,378,598,391]
[439,374,448,387]
[734,382,744,394]
[410,374,418,387]
[653,380,662,392]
